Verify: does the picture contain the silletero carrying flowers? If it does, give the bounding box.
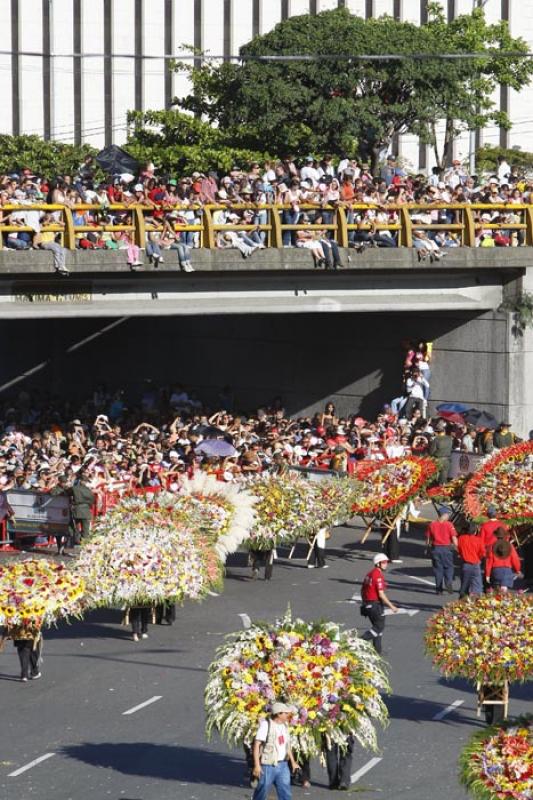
[74,515,221,609]
[205,609,390,759]
[459,716,532,800]
[155,473,256,560]
[352,456,438,518]
[463,441,533,525]
[0,558,85,634]
[245,474,318,550]
[425,594,533,685]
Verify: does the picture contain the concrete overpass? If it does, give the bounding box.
[0,247,530,436]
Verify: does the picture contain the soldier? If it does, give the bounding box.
[428,421,453,485]
[69,470,95,544]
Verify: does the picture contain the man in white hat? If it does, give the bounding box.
[251,702,298,800]
[360,554,398,654]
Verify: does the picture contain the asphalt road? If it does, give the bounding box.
[1,520,531,800]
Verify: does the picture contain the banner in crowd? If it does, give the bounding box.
[6,490,70,537]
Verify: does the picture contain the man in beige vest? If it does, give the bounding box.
[251,702,298,800]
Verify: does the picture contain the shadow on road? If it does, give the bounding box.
[62,742,244,785]
[385,694,484,727]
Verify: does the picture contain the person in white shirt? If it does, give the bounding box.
[252,702,298,800]
[497,156,511,183]
[300,157,321,187]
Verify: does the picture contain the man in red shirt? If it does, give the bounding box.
[456,523,485,597]
[425,508,458,594]
[361,553,398,654]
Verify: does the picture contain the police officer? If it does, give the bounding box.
[69,470,95,544]
[428,421,453,485]
[493,422,520,449]
[425,508,458,594]
[361,554,398,654]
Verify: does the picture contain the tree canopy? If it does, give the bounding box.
[167,2,533,172]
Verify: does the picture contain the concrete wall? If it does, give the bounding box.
[0,308,526,433]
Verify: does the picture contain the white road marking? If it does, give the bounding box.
[207,591,219,597]
[122,695,162,716]
[8,753,55,777]
[406,574,435,586]
[384,608,419,617]
[336,591,361,604]
[432,699,464,721]
[351,757,382,784]
[238,613,252,630]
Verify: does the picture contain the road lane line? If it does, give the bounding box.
[122,695,162,716]
[351,757,382,784]
[8,753,55,777]
[238,613,252,629]
[432,699,464,720]
[406,574,435,586]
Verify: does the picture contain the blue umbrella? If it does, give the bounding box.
[436,403,471,414]
[195,440,238,458]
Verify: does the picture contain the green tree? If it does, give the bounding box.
[422,2,533,170]
[126,109,270,175]
[172,4,533,174]
[0,135,96,177]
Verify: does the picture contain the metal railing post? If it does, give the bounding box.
[337,206,348,248]
[63,206,76,250]
[133,206,146,248]
[203,206,215,249]
[270,204,282,248]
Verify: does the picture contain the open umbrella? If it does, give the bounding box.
[95,144,139,177]
[463,409,498,429]
[195,440,238,458]
[436,403,471,414]
[436,411,467,425]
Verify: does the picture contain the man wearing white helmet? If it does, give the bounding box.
[360,554,398,654]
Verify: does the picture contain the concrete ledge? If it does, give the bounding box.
[0,246,530,275]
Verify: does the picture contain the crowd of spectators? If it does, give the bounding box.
[0,152,531,273]
[0,373,522,506]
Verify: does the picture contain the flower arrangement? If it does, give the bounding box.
[427,473,470,504]
[306,477,361,530]
[0,558,85,634]
[245,474,318,550]
[156,473,256,560]
[205,608,390,758]
[464,442,533,524]
[352,456,438,518]
[425,594,533,685]
[459,717,532,800]
[75,520,220,608]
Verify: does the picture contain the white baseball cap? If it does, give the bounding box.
[373,553,389,566]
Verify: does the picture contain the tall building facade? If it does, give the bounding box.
[0,0,532,170]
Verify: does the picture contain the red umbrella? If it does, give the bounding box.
[436,411,465,424]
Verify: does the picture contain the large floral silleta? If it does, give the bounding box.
[459,717,532,800]
[0,558,85,634]
[464,442,533,524]
[155,473,256,560]
[74,512,221,608]
[425,594,533,685]
[245,474,318,550]
[353,456,438,518]
[205,609,390,758]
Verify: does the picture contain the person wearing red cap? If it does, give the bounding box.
[360,554,398,654]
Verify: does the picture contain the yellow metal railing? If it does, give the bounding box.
[0,202,531,250]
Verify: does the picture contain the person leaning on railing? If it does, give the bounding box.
[33,212,70,275]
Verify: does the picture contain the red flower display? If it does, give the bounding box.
[352,456,438,518]
[464,442,533,524]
